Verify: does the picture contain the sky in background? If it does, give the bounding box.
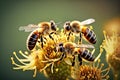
[0,0,120,80]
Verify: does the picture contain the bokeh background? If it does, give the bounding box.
[0,0,120,80]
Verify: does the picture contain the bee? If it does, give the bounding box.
[57,42,95,66]
[19,20,57,50]
[63,18,96,44]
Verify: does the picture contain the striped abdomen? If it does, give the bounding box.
[79,48,95,61]
[82,27,96,44]
[27,30,40,50]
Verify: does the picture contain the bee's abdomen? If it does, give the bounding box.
[27,31,39,50]
[82,27,96,44]
[80,49,94,61]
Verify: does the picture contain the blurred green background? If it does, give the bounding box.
[0,0,120,80]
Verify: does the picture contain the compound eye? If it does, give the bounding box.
[65,25,71,31]
[59,46,64,52]
[51,20,57,31]
[64,22,71,31]
[51,25,56,31]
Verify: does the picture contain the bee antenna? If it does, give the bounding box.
[56,22,63,28]
[56,22,62,25]
[65,20,70,22]
[50,20,54,22]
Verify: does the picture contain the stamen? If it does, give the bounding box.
[24,51,29,55]
[33,66,37,77]
[101,67,110,78]
[19,50,29,58]
[94,46,103,62]
[91,49,95,55]
[13,52,27,65]
[51,62,54,73]
[96,59,100,68]
[99,63,104,70]
[101,67,110,73]
[18,59,30,62]
[114,55,120,61]
[11,57,22,67]
[40,63,52,72]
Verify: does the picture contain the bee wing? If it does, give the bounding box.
[75,44,95,49]
[80,18,95,26]
[19,24,39,32]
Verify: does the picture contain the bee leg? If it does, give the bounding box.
[41,37,47,44]
[37,40,40,43]
[50,32,55,34]
[72,55,75,66]
[60,52,66,61]
[79,32,82,44]
[43,41,46,44]
[40,36,43,48]
[67,31,71,40]
[49,32,54,40]
[49,34,54,40]
[43,37,47,41]
[78,54,82,65]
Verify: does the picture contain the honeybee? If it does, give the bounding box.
[57,42,95,66]
[63,18,96,44]
[19,20,57,50]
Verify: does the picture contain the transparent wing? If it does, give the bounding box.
[19,24,39,32]
[75,44,94,49]
[80,18,95,26]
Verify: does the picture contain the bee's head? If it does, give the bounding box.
[63,21,71,33]
[50,20,57,31]
[57,43,65,52]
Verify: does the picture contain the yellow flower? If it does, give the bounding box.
[102,31,120,79]
[71,59,110,80]
[103,17,120,36]
[11,29,75,78]
[11,49,45,77]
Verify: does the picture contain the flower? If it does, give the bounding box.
[102,31,120,79]
[11,29,75,79]
[71,59,110,80]
[11,49,45,77]
[103,17,120,36]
